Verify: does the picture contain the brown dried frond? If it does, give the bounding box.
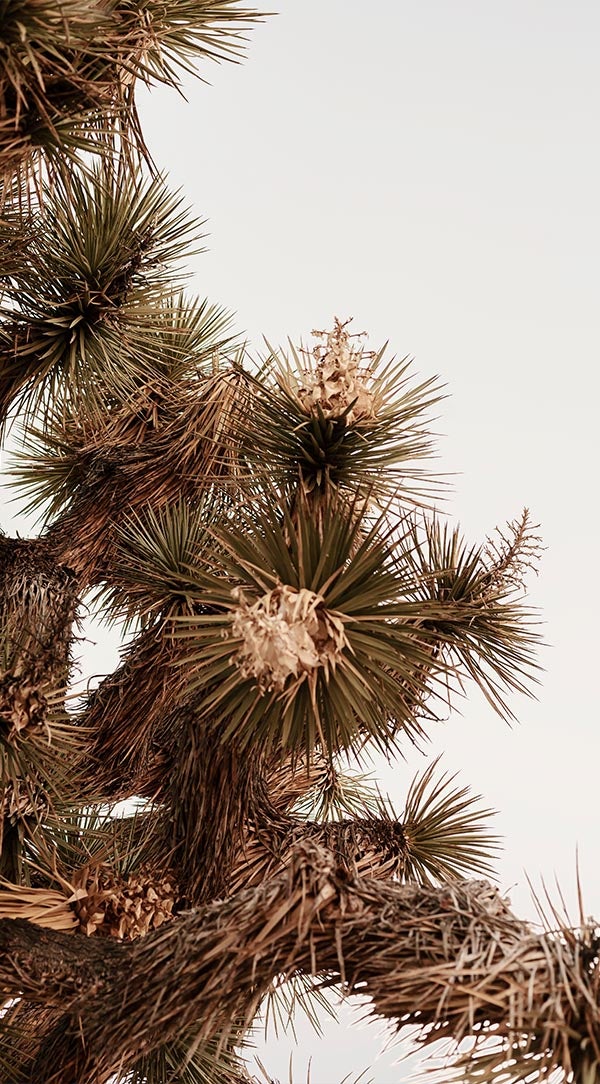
[47,368,253,584]
[1,779,49,824]
[262,753,331,814]
[2,999,66,1079]
[0,865,176,940]
[229,815,408,893]
[79,368,251,483]
[0,882,78,932]
[482,507,544,595]
[0,677,49,740]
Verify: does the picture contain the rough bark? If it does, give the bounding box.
[0,536,79,689]
[164,708,263,903]
[229,813,409,892]
[0,537,82,878]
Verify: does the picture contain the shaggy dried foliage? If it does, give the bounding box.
[80,623,187,798]
[230,761,499,895]
[0,296,554,1082]
[0,845,598,1084]
[0,536,78,684]
[12,366,246,584]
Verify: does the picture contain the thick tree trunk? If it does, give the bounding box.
[0,538,80,878]
[0,537,78,689]
[165,709,262,903]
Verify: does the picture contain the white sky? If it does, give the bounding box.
[2,2,599,1081]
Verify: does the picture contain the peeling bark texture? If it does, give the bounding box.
[0,537,78,688]
[82,626,184,800]
[165,710,265,905]
[1,844,599,1084]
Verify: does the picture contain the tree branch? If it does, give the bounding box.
[1,843,598,1084]
[230,815,409,893]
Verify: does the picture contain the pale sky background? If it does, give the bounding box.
[2,2,600,1082]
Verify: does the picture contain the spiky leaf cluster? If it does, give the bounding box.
[0,163,217,424]
[150,493,541,761]
[245,320,444,504]
[0,0,262,187]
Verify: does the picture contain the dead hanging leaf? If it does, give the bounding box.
[296,318,377,425]
[0,883,78,932]
[2,780,49,824]
[230,585,349,692]
[0,677,49,739]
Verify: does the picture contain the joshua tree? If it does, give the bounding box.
[0,5,598,1084]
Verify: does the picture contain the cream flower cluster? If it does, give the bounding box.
[231,584,348,692]
[297,319,377,425]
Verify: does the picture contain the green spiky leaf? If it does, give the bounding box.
[0,164,204,425]
[400,758,500,884]
[398,513,543,720]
